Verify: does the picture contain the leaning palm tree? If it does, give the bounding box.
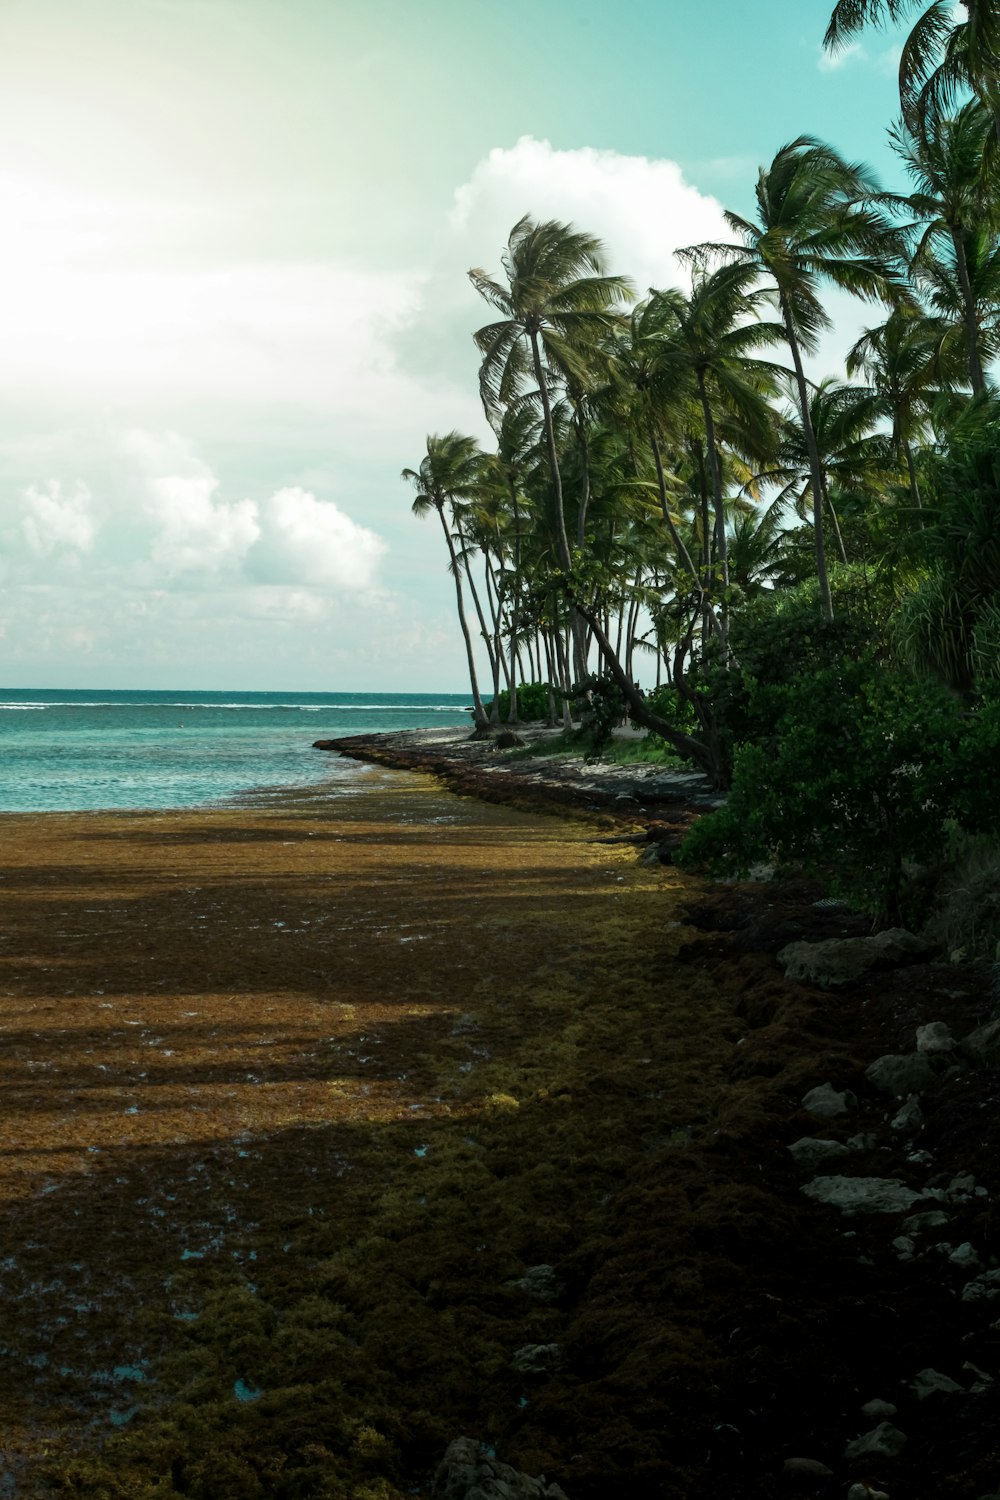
[403,432,491,732]
[692,138,902,619]
[824,0,1000,139]
[468,216,634,575]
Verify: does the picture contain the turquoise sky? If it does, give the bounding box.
[0,0,916,690]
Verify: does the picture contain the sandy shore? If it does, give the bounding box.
[0,758,995,1498]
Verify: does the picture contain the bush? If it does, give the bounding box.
[484,681,555,723]
[677,658,998,925]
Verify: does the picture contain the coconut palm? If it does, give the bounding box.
[693,138,902,619]
[403,432,491,732]
[468,216,634,574]
[652,259,785,646]
[886,100,998,392]
[847,306,958,505]
[824,1,1000,138]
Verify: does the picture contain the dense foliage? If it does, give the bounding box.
[407,3,1000,925]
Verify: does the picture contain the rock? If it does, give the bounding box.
[511,1344,560,1375]
[947,1172,978,1197]
[912,1367,964,1398]
[960,1018,1000,1065]
[802,1176,939,1215]
[890,1094,924,1132]
[949,1242,981,1269]
[781,1456,834,1480]
[962,1270,1000,1303]
[892,1235,915,1260]
[916,1021,956,1054]
[843,1422,908,1461]
[865,1052,937,1097]
[802,1083,857,1118]
[507,1265,563,1305]
[847,1487,889,1500]
[432,1437,569,1500]
[902,1209,950,1235]
[778,928,931,989]
[860,1398,898,1418]
[788,1137,852,1170]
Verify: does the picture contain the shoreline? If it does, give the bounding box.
[313,725,722,846]
[0,777,996,1497]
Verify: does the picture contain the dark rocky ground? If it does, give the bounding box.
[316,729,1000,1500]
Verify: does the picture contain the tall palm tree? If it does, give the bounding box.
[886,100,997,392]
[468,216,634,575]
[824,1,1000,138]
[694,138,902,619]
[847,306,957,505]
[403,432,491,732]
[653,259,785,646]
[769,378,895,562]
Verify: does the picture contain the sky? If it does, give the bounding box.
[0,0,921,691]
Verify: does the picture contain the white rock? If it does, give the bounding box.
[860,1397,898,1418]
[843,1421,907,1460]
[912,1367,964,1399]
[802,1083,857,1118]
[916,1021,956,1053]
[802,1176,939,1215]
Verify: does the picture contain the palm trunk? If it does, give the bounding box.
[780,289,834,622]
[696,370,730,654]
[437,504,489,730]
[950,227,986,395]
[454,517,500,704]
[647,417,723,637]
[904,441,922,510]
[574,598,729,787]
[528,326,573,571]
[821,477,848,566]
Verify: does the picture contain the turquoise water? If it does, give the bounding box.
[0,689,472,812]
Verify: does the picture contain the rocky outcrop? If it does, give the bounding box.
[433,1438,569,1500]
[778,928,933,989]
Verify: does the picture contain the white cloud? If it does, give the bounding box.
[450,136,729,296]
[20,480,95,556]
[391,136,732,403]
[247,486,387,591]
[817,39,868,72]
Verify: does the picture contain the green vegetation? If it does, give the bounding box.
[409,7,1000,932]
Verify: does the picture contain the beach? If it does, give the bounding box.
[1,740,996,1498]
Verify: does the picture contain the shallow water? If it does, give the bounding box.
[0,689,472,812]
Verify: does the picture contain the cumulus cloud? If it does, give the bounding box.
[246,486,386,591]
[20,480,95,556]
[392,136,732,398]
[451,136,729,295]
[123,429,260,578]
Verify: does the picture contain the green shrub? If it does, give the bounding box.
[678,658,999,925]
[485,681,554,722]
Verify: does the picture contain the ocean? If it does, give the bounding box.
[0,689,473,813]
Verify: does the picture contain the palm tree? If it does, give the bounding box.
[468,216,634,575]
[824,1,1000,138]
[694,138,902,619]
[403,433,491,732]
[847,306,957,505]
[886,100,997,392]
[653,259,785,647]
[769,378,895,562]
